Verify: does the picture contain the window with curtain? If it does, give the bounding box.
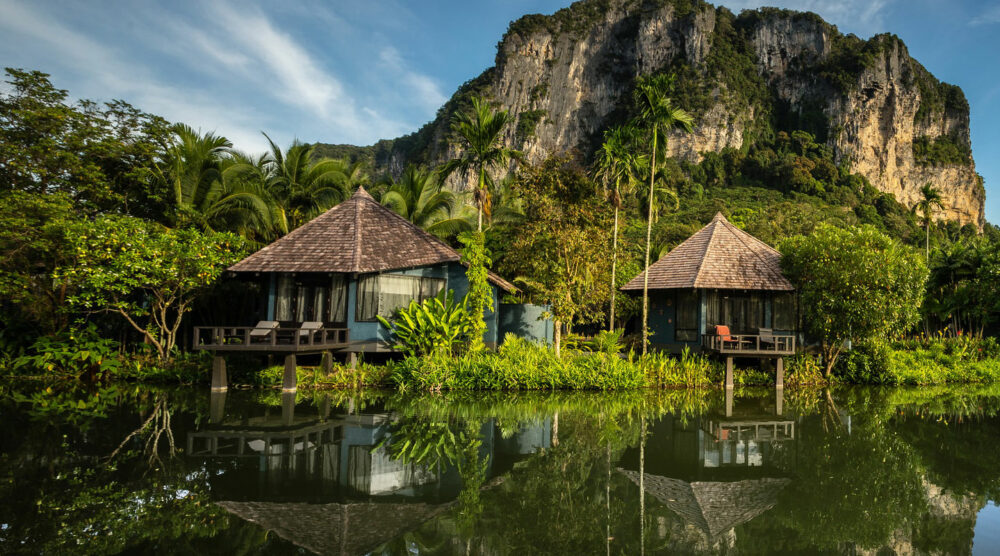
[772,293,797,330]
[329,275,347,323]
[355,274,446,321]
[275,275,294,321]
[706,291,764,333]
[675,290,699,342]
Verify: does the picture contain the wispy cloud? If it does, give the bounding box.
[969,4,1000,26]
[378,46,448,113]
[0,0,449,151]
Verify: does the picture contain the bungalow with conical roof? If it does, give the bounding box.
[622,213,797,366]
[194,188,545,383]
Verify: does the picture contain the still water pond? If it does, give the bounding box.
[3,385,1000,554]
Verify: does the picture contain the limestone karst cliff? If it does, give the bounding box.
[321,0,984,227]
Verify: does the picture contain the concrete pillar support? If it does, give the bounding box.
[776,357,785,390]
[282,354,297,392]
[725,356,734,390]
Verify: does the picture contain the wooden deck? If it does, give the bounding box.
[193,326,349,353]
[701,334,796,357]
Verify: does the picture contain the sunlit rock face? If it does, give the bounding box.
[367,0,983,228]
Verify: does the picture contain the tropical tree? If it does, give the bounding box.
[593,125,645,331]
[380,165,472,238]
[914,182,944,261]
[779,224,928,377]
[55,215,246,360]
[631,74,694,354]
[439,96,522,231]
[501,154,613,355]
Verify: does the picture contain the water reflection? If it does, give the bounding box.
[5,385,1000,554]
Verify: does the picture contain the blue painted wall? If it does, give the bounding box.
[499,303,554,344]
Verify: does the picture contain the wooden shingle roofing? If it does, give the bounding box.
[622,212,793,292]
[230,187,515,291]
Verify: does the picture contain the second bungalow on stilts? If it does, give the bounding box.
[622,212,799,389]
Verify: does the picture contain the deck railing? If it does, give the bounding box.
[701,333,796,355]
[193,326,349,352]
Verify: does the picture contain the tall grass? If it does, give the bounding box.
[387,335,725,391]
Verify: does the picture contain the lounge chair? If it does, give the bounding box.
[758,327,775,348]
[299,321,324,344]
[248,321,279,344]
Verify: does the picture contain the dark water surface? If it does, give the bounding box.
[3,384,1000,554]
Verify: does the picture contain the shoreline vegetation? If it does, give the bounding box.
[7,333,1000,393]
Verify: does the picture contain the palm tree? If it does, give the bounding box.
[260,133,364,231]
[439,97,522,231]
[914,182,944,261]
[594,125,645,331]
[149,124,272,234]
[220,150,285,244]
[380,165,472,238]
[632,75,694,354]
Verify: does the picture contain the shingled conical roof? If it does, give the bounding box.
[229,188,514,290]
[622,213,793,291]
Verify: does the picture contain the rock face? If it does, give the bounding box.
[345,0,984,227]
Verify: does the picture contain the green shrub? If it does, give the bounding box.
[835,341,894,384]
[378,290,473,357]
[11,324,122,381]
[785,354,826,386]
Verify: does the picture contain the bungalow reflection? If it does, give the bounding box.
[186,391,553,553]
[615,391,799,552]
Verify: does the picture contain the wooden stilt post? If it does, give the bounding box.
[725,387,733,418]
[725,356,734,390]
[209,390,227,424]
[211,355,227,392]
[283,354,297,392]
[776,357,784,390]
[776,384,784,416]
[321,351,333,375]
[348,351,358,370]
[281,391,296,426]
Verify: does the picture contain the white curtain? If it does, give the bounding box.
[275,275,294,321]
[378,275,423,318]
[355,274,446,321]
[329,275,347,323]
[356,275,380,321]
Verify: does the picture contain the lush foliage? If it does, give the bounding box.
[377,290,474,358]
[459,231,493,352]
[387,335,725,391]
[781,225,928,375]
[499,155,615,352]
[55,216,245,360]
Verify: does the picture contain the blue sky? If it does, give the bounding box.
[1,0,998,221]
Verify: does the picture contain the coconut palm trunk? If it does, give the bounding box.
[609,202,620,331]
[642,133,657,355]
